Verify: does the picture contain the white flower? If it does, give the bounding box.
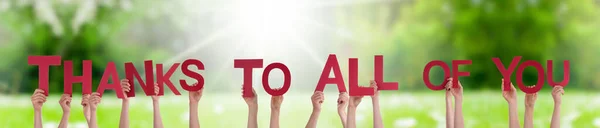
[34,0,64,36]
[72,0,97,34]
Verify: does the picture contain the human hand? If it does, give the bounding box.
[31,89,47,111]
[445,79,453,102]
[502,79,518,104]
[369,80,379,98]
[551,86,564,104]
[349,96,363,108]
[189,83,203,104]
[89,92,101,111]
[337,92,349,114]
[525,87,537,108]
[311,91,324,111]
[447,78,463,100]
[152,83,160,101]
[120,79,131,101]
[271,95,283,110]
[81,94,91,120]
[243,87,258,108]
[59,94,72,113]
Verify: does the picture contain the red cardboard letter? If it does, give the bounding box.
[96,62,125,98]
[180,59,205,92]
[124,61,155,97]
[516,60,545,94]
[348,58,374,96]
[315,54,347,92]
[452,60,471,88]
[262,63,291,96]
[234,59,263,97]
[64,60,92,96]
[547,60,570,87]
[423,60,450,90]
[374,55,398,90]
[28,56,61,96]
[492,56,522,91]
[157,63,181,95]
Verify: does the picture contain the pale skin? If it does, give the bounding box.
[524,86,537,128]
[189,83,203,128]
[445,79,454,128]
[369,80,383,128]
[305,91,324,128]
[346,93,363,128]
[446,78,464,128]
[502,79,521,128]
[243,87,258,128]
[89,92,101,128]
[58,94,72,128]
[550,86,564,128]
[270,95,283,128]
[152,83,164,128]
[31,89,47,128]
[81,94,91,123]
[119,79,131,128]
[337,92,349,128]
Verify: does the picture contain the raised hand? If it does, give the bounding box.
[31,89,47,111]
[502,79,518,104]
[552,86,564,104]
[525,91,537,108]
[81,94,91,122]
[502,79,520,128]
[120,79,131,101]
[369,80,384,128]
[306,91,324,128]
[243,87,258,108]
[337,92,349,128]
[447,78,463,100]
[445,79,454,128]
[88,92,101,128]
[446,78,464,128]
[189,83,203,128]
[270,95,283,128]
[152,83,160,101]
[119,79,131,128]
[524,89,537,128]
[550,86,564,128]
[58,94,72,128]
[311,91,324,111]
[242,87,258,128]
[31,89,46,128]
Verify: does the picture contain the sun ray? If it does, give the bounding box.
[166,22,241,64]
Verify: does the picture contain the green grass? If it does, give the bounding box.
[1,91,599,128]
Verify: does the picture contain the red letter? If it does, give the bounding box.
[96,62,125,98]
[452,60,471,88]
[315,54,347,92]
[180,59,205,92]
[124,61,155,97]
[234,59,263,97]
[28,56,61,96]
[516,60,544,94]
[157,63,181,95]
[547,60,570,87]
[64,60,92,96]
[493,56,522,91]
[262,63,291,96]
[374,55,398,90]
[423,60,450,90]
[348,58,374,96]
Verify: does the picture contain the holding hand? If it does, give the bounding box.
[152,83,160,101]
[31,89,47,111]
[552,86,564,104]
[81,94,91,122]
[525,91,537,108]
[502,79,517,104]
[120,79,131,101]
[89,92,101,110]
[59,94,72,113]
[337,92,348,115]
[311,91,324,111]
[243,87,258,108]
[271,95,283,110]
[189,83,203,104]
[447,78,463,100]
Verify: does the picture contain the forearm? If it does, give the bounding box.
[154,100,164,128]
[550,104,561,128]
[346,106,358,128]
[270,109,280,128]
[305,110,321,128]
[247,107,258,128]
[189,102,200,128]
[34,110,43,128]
[446,97,454,128]
[453,98,464,128]
[58,112,70,128]
[338,111,347,128]
[524,107,534,128]
[119,101,130,128]
[90,109,98,128]
[372,97,383,128]
[508,104,521,128]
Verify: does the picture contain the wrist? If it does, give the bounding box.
[312,108,321,113]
